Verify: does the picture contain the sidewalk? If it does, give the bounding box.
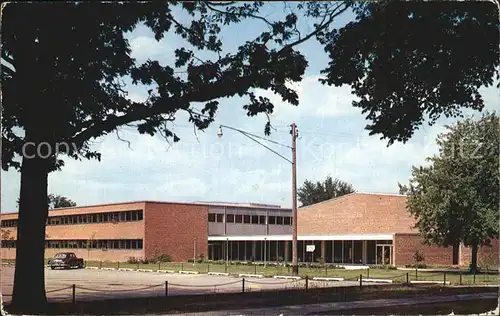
[176,292,499,315]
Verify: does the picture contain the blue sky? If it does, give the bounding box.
[1,5,498,212]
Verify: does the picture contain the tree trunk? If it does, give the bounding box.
[11,155,50,313]
[470,242,479,273]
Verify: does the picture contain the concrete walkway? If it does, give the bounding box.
[176,292,499,315]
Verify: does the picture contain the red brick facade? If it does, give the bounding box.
[393,233,454,266]
[144,202,208,262]
[1,201,209,262]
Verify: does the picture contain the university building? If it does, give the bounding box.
[1,193,497,267]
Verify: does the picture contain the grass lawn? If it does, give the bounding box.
[83,261,499,285]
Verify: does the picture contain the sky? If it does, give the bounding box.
[1,4,499,212]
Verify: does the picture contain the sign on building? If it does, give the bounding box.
[306,245,315,252]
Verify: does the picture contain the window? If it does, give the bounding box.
[243,215,251,224]
[208,213,216,222]
[284,217,291,225]
[268,216,276,225]
[138,240,143,249]
[276,216,283,225]
[125,240,131,249]
[120,212,126,221]
[226,214,235,223]
[216,214,224,223]
[131,240,137,249]
[131,211,138,221]
[137,211,143,221]
[251,215,259,224]
[125,212,131,221]
[235,215,243,223]
[259,215,266,224]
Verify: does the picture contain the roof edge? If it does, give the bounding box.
[1,199,287,215]
[298,191,407,210]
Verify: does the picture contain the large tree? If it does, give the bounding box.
[298,176,355,207]
[1,1,498,312]
[404,112,499,273]
[1,2,352,311]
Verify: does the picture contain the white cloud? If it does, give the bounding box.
[129,36,172,63]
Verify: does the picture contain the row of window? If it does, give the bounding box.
[1,239,143,249]
[1,210,144,228]
[208,213,292,225]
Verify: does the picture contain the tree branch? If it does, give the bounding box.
[279,2,351,53]
[204,2,274,28]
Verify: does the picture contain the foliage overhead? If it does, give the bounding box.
[318,1,499,145]
[404,112,499,271]
[1,1,352,173]
[297,176,355,207]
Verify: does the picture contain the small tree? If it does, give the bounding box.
[412,250,426,268]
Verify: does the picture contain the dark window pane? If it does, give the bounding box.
[277,216,283,225]
[216,214,224,223]
[138,211,143,220]
[251,215,259,224]
[235,215,243,223]
[208,213,216,222]
[243,215,251,224]
[259,216,266,224]
[226,214,235,223]
[268,216,276,225]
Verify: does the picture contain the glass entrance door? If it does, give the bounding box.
[376,245,392,265]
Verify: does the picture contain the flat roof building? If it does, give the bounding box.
[1,193,497,267]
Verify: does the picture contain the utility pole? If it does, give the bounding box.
[291,122,299,275]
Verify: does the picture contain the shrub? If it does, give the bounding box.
[413,250,425,264]
[153,254,173,263]
[197,253,205,263]
[127,256,139,264]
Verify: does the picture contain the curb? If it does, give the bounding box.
[312,277,345,282]
[360,278,393,284]
[137,269,154,272]
[238,273,264,278]
[208,272,229,276]
[411,280,451,285]
[179,270,199,274]
[157,269,176,273]
[273,275,301,280]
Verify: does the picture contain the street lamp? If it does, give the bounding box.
[216,124,299,276]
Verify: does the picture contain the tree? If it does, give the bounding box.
[298,176,355,207]
[1,2,352,311]
[397,182,410,195]
[2,2,498,312]
[405,112,499,273]
[16,194,76,209]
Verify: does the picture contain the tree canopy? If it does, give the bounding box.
[404,112,499,272]
[298,176,355,207]
[1,1,499,313]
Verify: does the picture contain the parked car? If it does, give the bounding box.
[48,252,85,269]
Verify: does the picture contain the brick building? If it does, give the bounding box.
[1,193,497,267]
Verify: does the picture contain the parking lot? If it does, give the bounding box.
[1,266,366,303]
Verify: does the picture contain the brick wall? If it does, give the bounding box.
[298,193,416,235]
[393,233,454,266]
[461,239,499,267]
[144,202,208,262]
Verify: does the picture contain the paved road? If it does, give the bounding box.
[178,292,499,315]
[1,266,370,303]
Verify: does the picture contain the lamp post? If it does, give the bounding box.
[217,123,299,276]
